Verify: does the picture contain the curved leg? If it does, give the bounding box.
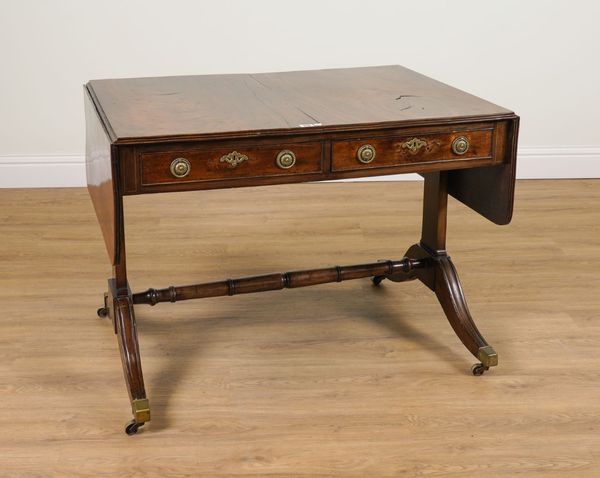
[374,241,498,374]
[432,253,498,374]
[114,295,150,434]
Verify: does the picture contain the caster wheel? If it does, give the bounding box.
[125,420,143,435]
[471,363,488,376]
[97,307,109,318]
[372,275,386,286]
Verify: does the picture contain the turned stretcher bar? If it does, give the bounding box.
[132,257,427,306]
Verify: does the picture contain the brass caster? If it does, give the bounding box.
[372,275,386,286]
[98,293,109,318]
[477,345,498,368]
[125,419,144,436]
[131,398,151,424]
[471,363,489,376]
[97,307,109,318]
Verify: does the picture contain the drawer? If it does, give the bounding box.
[139,142,323,186]
[331,127,494,172]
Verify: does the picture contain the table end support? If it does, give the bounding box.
[99,277,151,435]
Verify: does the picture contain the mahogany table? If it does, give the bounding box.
[85,65,519,435]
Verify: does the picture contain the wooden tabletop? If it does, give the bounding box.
[87,65,514,144]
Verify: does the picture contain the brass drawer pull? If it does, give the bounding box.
[220,151,249,168]
[170,158,191,178]
[276,150,296,169]
[357,144,376,164]
[452,136,470,155]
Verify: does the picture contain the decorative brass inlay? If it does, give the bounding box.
[401,137,428,155]
[452,136,470,155]
[170,158,191,178]
[220,150,249,168]
[357,144,376,164]
[478,345,498,368]
[276,150,296,169]
[131,398,151,423]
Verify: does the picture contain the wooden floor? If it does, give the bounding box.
[1,180,599,477]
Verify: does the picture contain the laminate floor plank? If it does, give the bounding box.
[0,180,599,477]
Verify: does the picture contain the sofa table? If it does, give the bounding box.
[85,65,519,435]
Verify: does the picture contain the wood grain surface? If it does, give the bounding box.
[1,180,599,477]
[87,66,514,143]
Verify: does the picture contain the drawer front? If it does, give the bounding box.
[331,128,494,172]
[140,142,323,186]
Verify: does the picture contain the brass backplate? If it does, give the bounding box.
[401,137,428,154]
[220,151,249,168]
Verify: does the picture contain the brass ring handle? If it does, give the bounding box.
[452,136,470,155]
[170,158,191,178]
[276,150,296,169]
[357,144,376,164]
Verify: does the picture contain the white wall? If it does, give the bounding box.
[1,0,599,187]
